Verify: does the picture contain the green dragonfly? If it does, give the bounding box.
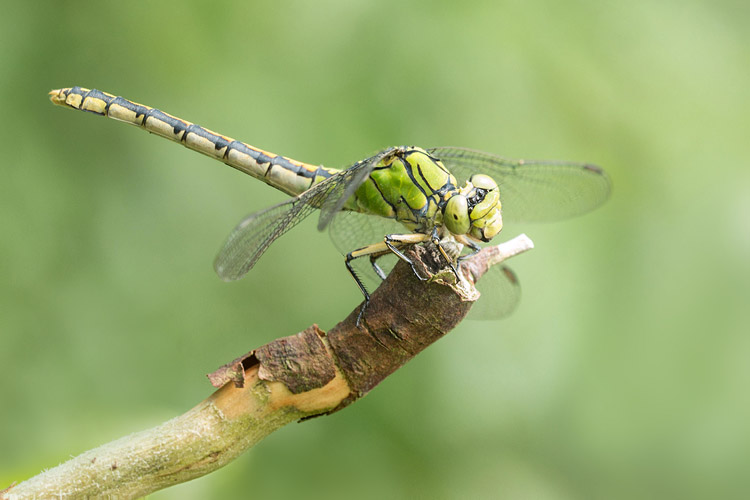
[50,87,610,322]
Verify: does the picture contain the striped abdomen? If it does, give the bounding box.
[49,87,336,196]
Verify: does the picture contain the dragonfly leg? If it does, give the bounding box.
[455,234,482,261]
[346,241,396,325]
[430,228,460,280]
[345,234,429,325]
[369,252,389,281]
[384,233,431,280]
[345,251,372,326]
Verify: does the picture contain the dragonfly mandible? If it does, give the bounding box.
[50,87,611,322]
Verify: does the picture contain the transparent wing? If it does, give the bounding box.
[317,147,399,230]
[467,265,522,320]
[214,171,348,281]
[428,147,611,223]
[346,251,399,296]
[328,210,406,255]
[216,147,400,282]
[328,210,404,293]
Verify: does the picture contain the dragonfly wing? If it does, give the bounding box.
[428,147,611,223]
[328,210,404,292]
[214,172,347,281]
[328,210,406,255]
[317,147,399,231]
[467,265,522,320]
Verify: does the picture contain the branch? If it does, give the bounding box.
[2,234,534,499]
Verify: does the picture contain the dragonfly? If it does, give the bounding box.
[49,86,611,322]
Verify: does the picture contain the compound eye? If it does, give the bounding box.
[469,174,498,191]
[470,189,500,220]
[444,195,470,235]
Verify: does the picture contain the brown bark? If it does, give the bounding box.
[2,235,532,499]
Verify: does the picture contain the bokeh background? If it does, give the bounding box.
[2,1,748,498]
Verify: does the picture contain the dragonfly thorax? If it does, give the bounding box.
[352,146,459,233]
[442,174,503,242]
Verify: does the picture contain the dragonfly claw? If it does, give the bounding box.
[355,301,368,328]
[408,262,429,281]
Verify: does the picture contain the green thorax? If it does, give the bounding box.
[346,147,459,232]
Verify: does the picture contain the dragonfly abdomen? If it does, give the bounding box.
[49,87,337,197]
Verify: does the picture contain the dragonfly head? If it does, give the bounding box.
[443,174,503,242]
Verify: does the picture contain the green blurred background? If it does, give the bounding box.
[1,0,748,498]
